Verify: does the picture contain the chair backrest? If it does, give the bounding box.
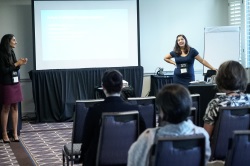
[225,130,250,166]
[190,94,200,126]
[127,96,156,128]
[151,134,206,166]
[211,106,250,160]
[188,107,197,125]
[96,111,139,166]
[72,99,104,143]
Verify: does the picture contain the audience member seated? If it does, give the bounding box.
[79,69,145,165]
[203,60,250,136]
[127,84,211,166]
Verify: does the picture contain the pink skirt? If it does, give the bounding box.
[0,83,23,104]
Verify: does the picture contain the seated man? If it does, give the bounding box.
[79,69,145,165]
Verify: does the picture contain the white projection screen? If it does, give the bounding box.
[32,0,139,70]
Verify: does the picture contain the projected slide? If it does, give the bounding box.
[33,0,138,70]
[41,10,128,60]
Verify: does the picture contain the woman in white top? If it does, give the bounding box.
[128,84,211,166]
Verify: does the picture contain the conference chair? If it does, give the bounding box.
[62,99,104,166]
[190,94,200,126]
[127,96,156,128]
[210,106,250,161]
[151,134,206,166]
[225,130,250,166]
[188,107,197,125]
[96,111,139,166]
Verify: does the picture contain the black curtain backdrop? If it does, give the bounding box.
[149,75,173,96]
[29,66,143,122]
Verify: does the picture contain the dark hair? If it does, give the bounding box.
[0,34,14,55]
[156,84,192,124]
[102,69,123,94]
[174,34,190,55]
[216,60,247,92]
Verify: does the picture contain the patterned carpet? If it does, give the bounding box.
[0,143,19,166]
[0,122,82,166]
[20,122,75,166]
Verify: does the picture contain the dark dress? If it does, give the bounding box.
[80,96,145,166]
[0,49,23,104]
[170,47,199,87]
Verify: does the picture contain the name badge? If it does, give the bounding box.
[12,71,19,83]
[13,76,19,83]
[181,68,187,73]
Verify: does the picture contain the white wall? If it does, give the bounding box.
[140,0,228,77]
[0,0,34,116]
[140,0,228,96]
[0,0,33,79]
[0,0,229,115]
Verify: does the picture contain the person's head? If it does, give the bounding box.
[156,84,192,124]
[102,69,123,95]
[216,60,247,92]
[0,34,17,54]
[174,34,190,55]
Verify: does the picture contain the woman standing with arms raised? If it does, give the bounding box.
[0,34,28,143]
[164,34,216,87]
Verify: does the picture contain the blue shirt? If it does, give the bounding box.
[170,47,199,86]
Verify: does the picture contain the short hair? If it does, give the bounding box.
[216,60,247,92]
[156,84,192,124]
[102,69,123,94]
[0,34,14,55]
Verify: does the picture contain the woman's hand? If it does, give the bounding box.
[20,58,28,65]
[15,58,28,67]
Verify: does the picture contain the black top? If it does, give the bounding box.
[0,49,20,85]
[80,96,146,165]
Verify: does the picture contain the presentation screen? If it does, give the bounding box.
[32,0,139,70]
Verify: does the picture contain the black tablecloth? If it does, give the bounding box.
[149,75,173,96]
[188,84,218,126]
[29,66,143,122]
[149,75,218,126]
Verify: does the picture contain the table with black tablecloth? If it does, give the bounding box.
[149,75,174,96]
[188,84,218,126]
[149,75,218,126]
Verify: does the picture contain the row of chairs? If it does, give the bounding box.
[210,106,250,161]
[62,94,201,165]
[151,129,250,166]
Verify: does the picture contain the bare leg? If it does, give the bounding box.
[11,103,19,140]
[1,104,11,141]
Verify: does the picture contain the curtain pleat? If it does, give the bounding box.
[29,66,143,122]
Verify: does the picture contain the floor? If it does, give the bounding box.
[0,122,82,166]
